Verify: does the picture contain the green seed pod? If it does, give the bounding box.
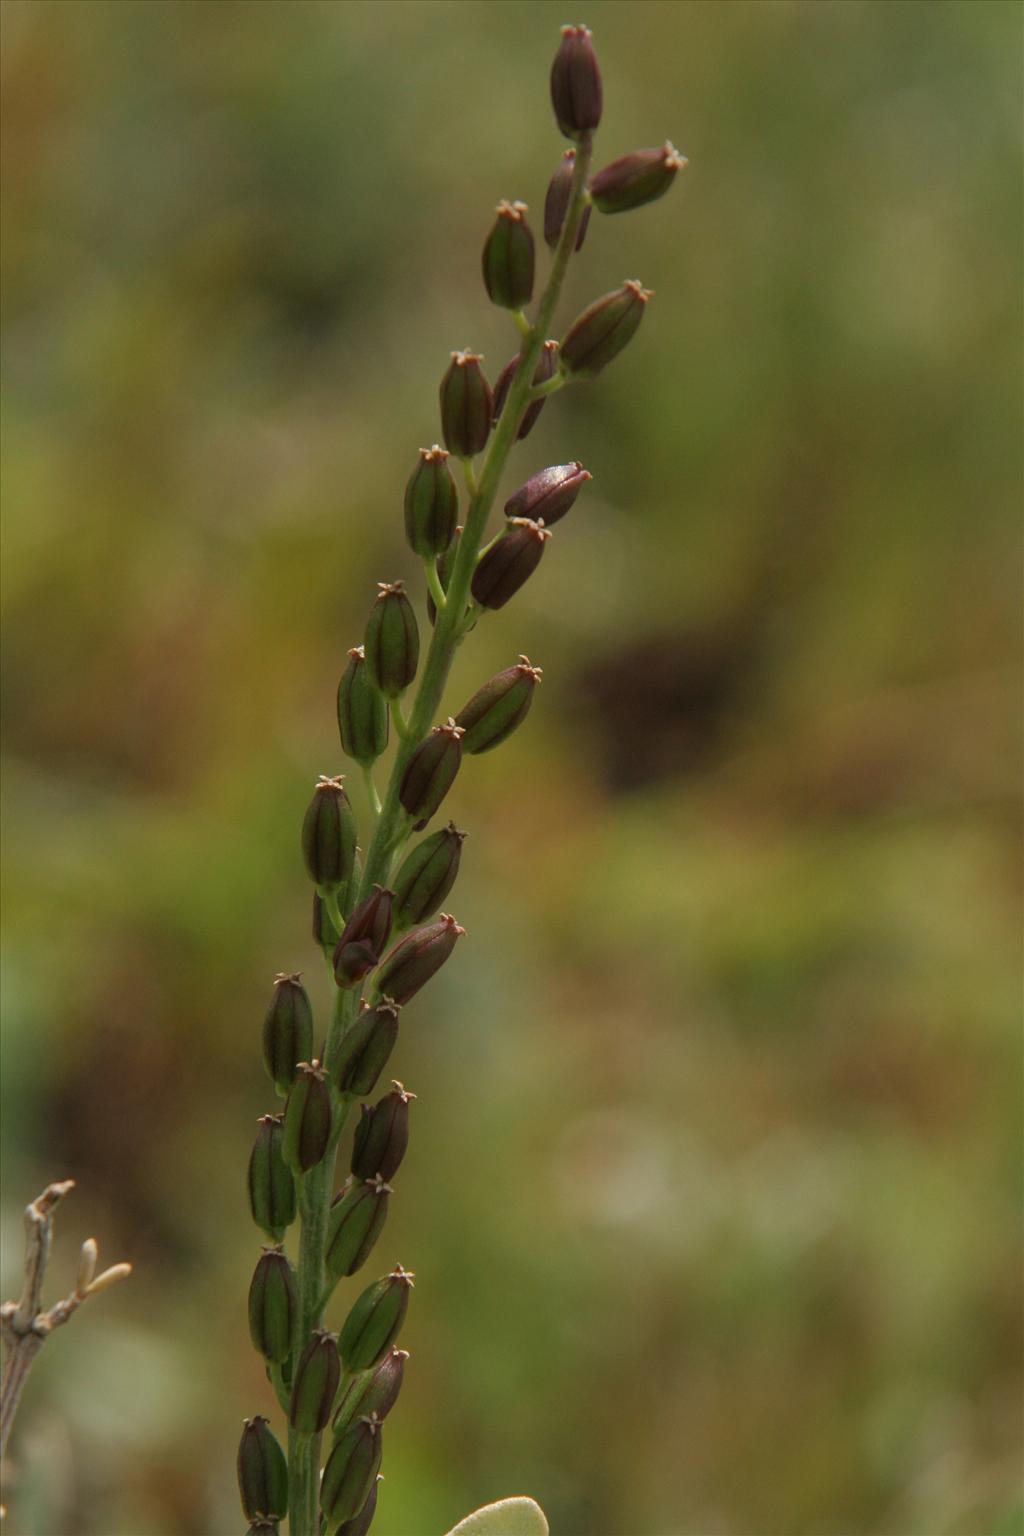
[262,973,313,1094]
[590,141,687,215]
[320,1416,383,1533]
[337,646,389,766]
[440,350,492,459]
[392,823,466,929]
[331,1000,401,1097]
[374,913,465,1005]
[364,582,419,698]
[332,1346,409,1438]
[455,657,543,754]
[289,1328,341,1434]
[248,1247,296,1364]
[560,280,653,379]
[550,23,602,139]
[426,524,463,627]
[404,445,458,559]
[339,1265,414,1373]
[248,1114,296,1242]
[505,462,591,528]
[313,891,343,952]
[333,885,395,989]
[282,1061,333,1175]
[326,1175,391,1281]
[335,1474,381,1536]
[491,340,559,442]
[482,200,535,310]
[398,719,464,824]
[471,518,551,611]
[543,149,591,252]
[237,1415,289,1524]
[302,776,357,890]
[351,1081,415,1181]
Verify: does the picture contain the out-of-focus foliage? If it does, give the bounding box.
[1,2,1020,1533]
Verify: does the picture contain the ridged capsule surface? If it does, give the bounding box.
[331,1000,401,1097]
[544,149,591,251]
[491,340,559,442]
[337,646,389,765]
[325,1176,391,1280]
[364,583,419,698]
[248,1114,296,1242]
[332,1346,408,1437]
[590,141,687,214]
[398,719,464,824]
[237,1416,289,1523]
[339,1266,413,1373]
[248,1248,296,1364]
[560,280,653,378]
[282,1061,333,1175]
[262,973,313,1093]
[404,446,458,558]
[333,885,394,989]
[440,351,492,459]
[505,463,590,528]
[482,200,535,310]
[320,1416,383,1532]
[374,913,465,1004]
[301,776,357,890]
[471,518,551,611]
[289,1328,341,1434]
[455,657,543,754]
[392,824,465,928]
[550,24,602,138]
[351,1082,415,1181]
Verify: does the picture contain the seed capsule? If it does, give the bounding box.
[237,1416,289,1523]
[482,200,535,310]
[590,141,687,214]
[455,657,543,754]
[550,23,602,139]
[320,1416,383,1532]
[505,462,591,528]
[491,340,559,442]
[351,1082,415,1181]
[262,973,314,1094]
[332,1346,408,1437]
[326,1175,391,1280]
[374,913,465,1005]
[392,824,465,928]
[248,1114,296,1242]
[398,719,464,824]
[335,1475,381,1536]
[332,1000,401,1097]
[289,1328,341,1434]
[426,523,462,627]
[404,446,458,559]
[560,280,653,378]
[364,583,419,698]
[302,776,357,891]
[337,646,389,766]
[440,351,492,459]
[333,885,395,989]
[248,1248,296,1364]
[544,149,591,252]
[282,1061,333,1175]
[471,518,551,611]
[339,1265,414,1373]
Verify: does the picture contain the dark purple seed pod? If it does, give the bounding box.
[339,1266,414,1373]
[398,718,464,824]
[262,973,314,1094]
[364,582,419,698]
[289,1328,341,1434]
[590,141,687,214]
[333,885,395,989]
[335,1474,381,1536]
[504,462,591,527]
[248,1114,296,1242]
[455,656,543,754]
[471,518,551,611]
[326,1175,391,1281]
[404,445,458,559]
[248,1247,296,1364]
[560,279,653,378]
[392,823,465,928]
[482,200,535,310]
[544,149,591,251]
[426,523,462,627]
[351,1081,415,1181]
[332,1000,401,1097]
[332,1346,408,1437]
[282,1060,333,1176]
[491,340,559,442]
[237,1416,289,1524]
[302,775,357,891]
[313,891,343,951]
[374,913,465,1005]
[337,645,389,766]
[440,350,492,459]
[320,1415,383,1530]
[550,23,602,139]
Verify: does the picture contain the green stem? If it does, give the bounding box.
[424,554,447,616]
[361,764,382,818]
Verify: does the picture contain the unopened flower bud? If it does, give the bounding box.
[248,1248,296,1364]
[440,351,492,459]
[505,462,591,527]
[326,1175,391,1281]
[398,719,464,823]
[392,824,465,928]
[337,646,389,766]
[560,280,653,378]
[320,1416,383,1532]
[455,656,543,754]
[333,885,394,988]
[248,1114,296,1242]
[471,518,551,611]
[331,1000,401,1097]
[364,583,419,698]
[332,1346,408,1437]
[262,973,313,1094]
[404,446,458,559]
[374,913,465,1004]
[426,523,462,627]
[282,1061,333,1175]
[351,1082,415,1181]
[590,141,687,214]
[544,149,591,251]
[482,200,535,310]
[491,340,559,442]
[339,1265,414,1373]
[289,1328,341,1434]
[237,1416,289,1524]
[550,24,602,139]
[302,776,357,890]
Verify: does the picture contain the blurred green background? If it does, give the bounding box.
[1,2,1020,1533]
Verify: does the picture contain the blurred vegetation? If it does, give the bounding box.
[1,2,1020,1533]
